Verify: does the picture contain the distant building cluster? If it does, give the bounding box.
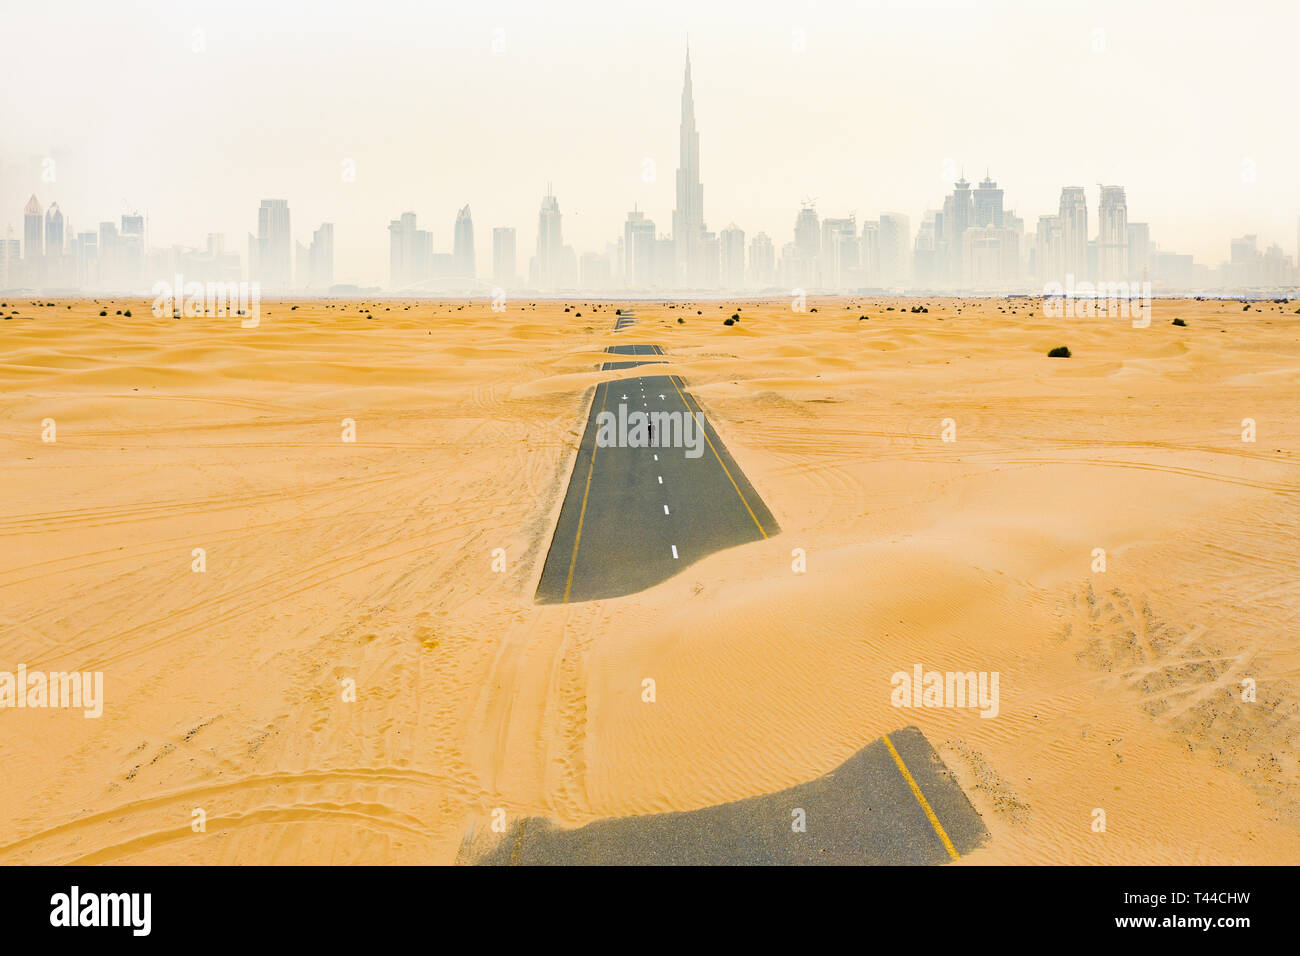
[385,49,1297,295]
[0,193,333,294]
[2,196,159,291]
[2,47,1297,296]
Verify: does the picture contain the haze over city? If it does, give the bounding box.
[3,0,1299,290]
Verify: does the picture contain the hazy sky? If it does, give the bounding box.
[3,0,1297,283]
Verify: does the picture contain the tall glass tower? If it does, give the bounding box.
[453,204,476,280]
[672,46,704,286]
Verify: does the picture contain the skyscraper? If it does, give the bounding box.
[1127,222,1150,280]
[1261,242,1291,286]
[624,208,656,288]
[820,216,857,289]
[653,234,675,288]
[973,174,1004,228]
[719,223,745,289]
[389,213,411,287]
[118,212,144,288]
[44,202,64,257]
[911,213,939,286]
[120,213,143,237]
[1004,210,1026,282]
[942,178,972,282]
[1096,185,1128,281]
[0,228,19,289]
[256,199,291,290]
[672,46,706,286]
[1035,215,1062,284]
[793,202,820,287]
[492,227,517,288]
[72,231,97,287]
[23,195,42,263]
[98,221,119,286]
[878,213,911,287]
[309,222,334,289]
[861,220,881,283]
[1229,234,1259,286]
[532,186,563,289]
[388,211,431,288]
[1058,187,1088,281]
[748,232,774,287]
[453,204,475,279]
[962,226,1019,288]
[699,230,720,287]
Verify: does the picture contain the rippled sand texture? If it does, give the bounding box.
[0,295,1296,864]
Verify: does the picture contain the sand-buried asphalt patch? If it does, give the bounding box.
[537,314,779,603]
[467,725,987,865]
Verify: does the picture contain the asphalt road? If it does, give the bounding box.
[516,314,989,865]
[536,312,779,603]
[472,726,989,865]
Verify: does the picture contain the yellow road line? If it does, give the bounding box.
[563,379,607,603]
[509,817,528,866]
[882,733,960,862]
[655,347,767,539]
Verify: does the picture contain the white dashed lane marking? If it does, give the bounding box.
[671,545,679,559]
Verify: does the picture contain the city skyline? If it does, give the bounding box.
[9,174,1297,295]
[4,0,1299,285]
[6,47,1300,291]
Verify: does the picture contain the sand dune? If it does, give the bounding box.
[0,295,1297,864]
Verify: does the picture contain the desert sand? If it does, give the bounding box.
[0,293,1297,864]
